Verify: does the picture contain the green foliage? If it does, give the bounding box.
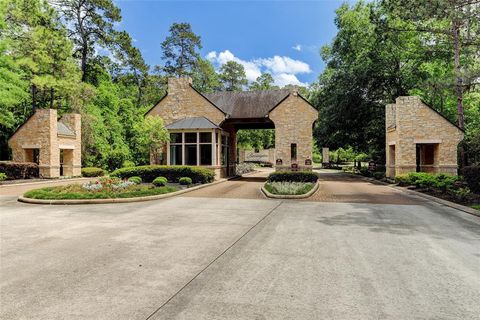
[23,184,178,200]
[128,176,142,184]
[192,58,220,93]
[249,73,277,91]
[310,1,480,166]
[264,182,315,195]
[81,167,105,177]
[152,176,168,187]
[179,177,193,185]
[219,61,247,91]
[133,115,169,165]
[267,171,319,183]
[395,172,459,191]
[461,166,480,193]
[122,160,136,168]
[237,129,275,150]
[160,22,202,77]
[0,172,6,181]
[111,165,215,184]
[373,172,386,180]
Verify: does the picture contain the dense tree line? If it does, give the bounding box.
[309,0,479,165]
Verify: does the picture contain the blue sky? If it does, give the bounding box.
[116,0,349,86]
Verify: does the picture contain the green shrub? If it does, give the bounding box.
[152,176,168,187]
[128,176,142,184]
[111,165,214,184]
[122,160,136,168]
[179,177,193,185]
[359,167,372,177]
[0,161,39,179]
[395,172,458,191]
[373,172,385,180]
[312,153,322,163]
[267,171,318,183]
[461,166,480,193]
[0,172,6,181]
[264,182,315,195]
[451,187,471,201]
[395,174,410,186]
[81,167,105,177]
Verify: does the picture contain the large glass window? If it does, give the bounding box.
[170,133,182,144]
[185,144,197,165]
[185,133,197,143]
[170,145,182,165]
[200,132,212,143]
[200,144,212,165]
[169,131,218,167]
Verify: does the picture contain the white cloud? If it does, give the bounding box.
[206,50,311,87]
[292,44,302,51]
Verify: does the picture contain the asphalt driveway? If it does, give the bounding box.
[1,174,479,319]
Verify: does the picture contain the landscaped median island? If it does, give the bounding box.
[20,165,215,204]
[262,171,319,199]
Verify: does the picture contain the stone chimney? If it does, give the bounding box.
[167,77,193,96]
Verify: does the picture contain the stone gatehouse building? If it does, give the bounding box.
[385,96,464,178]
[146,77,318,177]
[8,109,81,178]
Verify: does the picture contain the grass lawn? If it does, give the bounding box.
[24,184,179,200]
[264,182,315,195]
[472,204,480,210]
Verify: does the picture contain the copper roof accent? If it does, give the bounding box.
[204,89,290,118]
[57,121,75,136]
[165,117,220,130]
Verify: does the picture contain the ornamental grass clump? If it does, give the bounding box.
[264,182,315,195]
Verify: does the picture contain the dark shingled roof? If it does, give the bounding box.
[204,89,290,118]
[165,117,220,130]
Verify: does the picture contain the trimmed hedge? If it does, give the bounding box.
[152,176,167,187]
[461,166,480,193]
[267,171,318,183]
[0,161,39,179]
[81,167,105,177]
[111,165,215,184]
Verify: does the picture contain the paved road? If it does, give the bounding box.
[1,172,479,319]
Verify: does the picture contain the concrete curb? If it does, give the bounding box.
[347,173,480,218]
[18,178,230,205]
[261,181,320,199]
[1,177,93,188]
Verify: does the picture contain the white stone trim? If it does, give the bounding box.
[59,144,75,149]
[21,144,41,149]
[413,139,442,144]
[388,141,396,146]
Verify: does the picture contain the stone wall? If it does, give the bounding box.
[8,109,81,178]
[145,77,225,126]
[269,93,318,171]
[385,96,464,177]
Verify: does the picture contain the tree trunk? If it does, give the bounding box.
[50,88,54,109]
[452,20,466,167]
[453,22,465,130]
[81,45,88,82]
[31,85,37,112]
